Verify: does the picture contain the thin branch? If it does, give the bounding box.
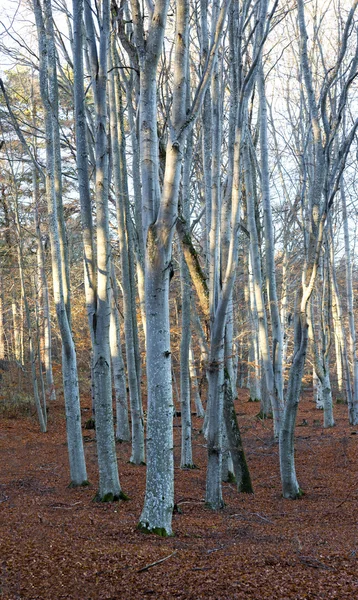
[137,550,177,573]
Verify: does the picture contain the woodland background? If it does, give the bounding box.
[1,0,358,596]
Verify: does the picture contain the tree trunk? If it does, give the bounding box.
[109,40,144,464]
[33,0,88,484]
[341,180,358,424]
[109,281,130,442]
[179,244,194,468]
[139,231,175,533]
[223,372,253,493]
[90,0,122,500]
[189,344,205,418]
[244,144,281,435]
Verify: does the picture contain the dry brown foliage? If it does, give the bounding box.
[1,389,358,599]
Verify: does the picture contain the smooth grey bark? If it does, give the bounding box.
[313,369,323,409]
[279,0,358,498]
[200,0,212,265]
[208,28,222,323]
[331,295,344,395]
[244,143,282,435]
[179,103,194,468]
[258,62,284,406]
[109,39,144,464]
[43,0,71,324]
[86,0,122,500]
[248,251,261,404]
[341,180,358,424]
[205,0,278,508]
[72,0,97,378]
[133,0,179,536]
[33,0,88,485]
[244,243,260,401]
[0,279,4,360]
[175,217,210,322]
[12,169,47,433]
[189,343,205,418]
[33,274,48,422]
[328,219,350,408]
[31,71,55,401]
[191,306,209,425]
[280,244,289,385]
[134,0,230,534]
[279,0,326,496]
[179,243,194,468]
[205,335,225,509]
[35,171,56,402]
[191,307,209,367]
[121,70,147,344]
[12,293,21,363]
[109,279,130,442]
[223,372,253,493]
[308,284,334,429]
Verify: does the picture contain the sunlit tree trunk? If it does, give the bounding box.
[135,0,229,533]
[85,0,122,500]
[179,243,194,468]
[43,0,71,324]
[72,0,97,414]
[246,249,261,402]
[189,343,205,418]
[0,277,5,360]
[35,173,56,402]
[109,37,144,464]
[280,244,289,386]
[109,278,130,442]
[279,0,358,497]
[33,0,88,484]
[341,180,358,424]
[258,62,283,407]
[328,221,349,406]
[12,293,21,363]
[313,369,323,409]
[179,96,195,468]
[308,277,334,428]
[205,0,277,508]
[244,144,281,435]
[8,156,47,433]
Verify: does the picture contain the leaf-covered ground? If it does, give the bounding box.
[1,389,358,599]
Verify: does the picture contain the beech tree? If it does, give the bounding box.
[84,0,123,500]
[121,0,231,534]
[279,0,358,498]
[2,0,358,534]
[32,0,88,486]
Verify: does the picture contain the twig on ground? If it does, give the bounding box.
[229,511,273,524]
[207,546,224,554]
[252,512,273,523]
[51,502,82,509]
[298,555,332,570]
[137,550,177,573]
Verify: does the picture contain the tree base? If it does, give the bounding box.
[205,500,225,510]
[93,490,129,502]
[224,471,236,484]
[68,480,90,488]
[256,410,273,420]
[282,487,304,500]
[137,522,173,537]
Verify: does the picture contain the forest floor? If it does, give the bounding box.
[1,385,358,599]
